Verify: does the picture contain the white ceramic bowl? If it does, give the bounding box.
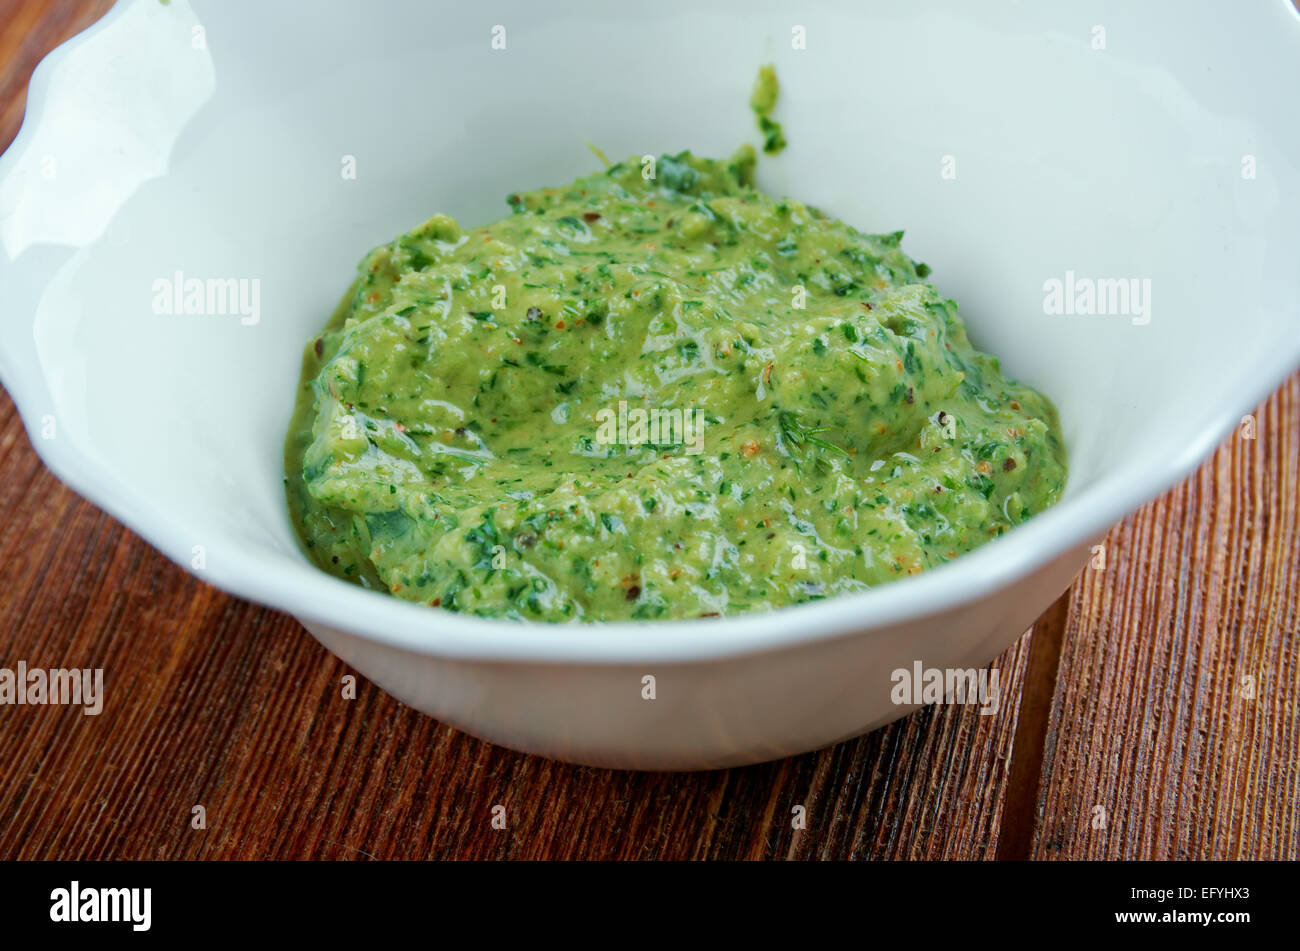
[3,0,1298,768]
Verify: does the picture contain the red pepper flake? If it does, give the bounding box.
[431,598,441,607]
[582,212,601,222]
[625,585,641,601]
[1003,458,1017,471]
[556,321,565,330]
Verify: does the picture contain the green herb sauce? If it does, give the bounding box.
[750,63,787,155]
[284,149,1067,621]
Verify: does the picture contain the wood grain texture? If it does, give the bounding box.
[1033,377,1300,860]
[0,0,1296,861]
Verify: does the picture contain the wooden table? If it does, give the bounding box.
[2,1,1296,861]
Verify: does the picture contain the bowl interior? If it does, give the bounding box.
[3,0,1298,631]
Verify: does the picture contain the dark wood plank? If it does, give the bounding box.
[995,589,1071,860]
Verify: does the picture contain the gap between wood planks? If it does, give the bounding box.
[995,589,1073,859]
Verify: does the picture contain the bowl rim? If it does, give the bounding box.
[3,0,1300,665]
